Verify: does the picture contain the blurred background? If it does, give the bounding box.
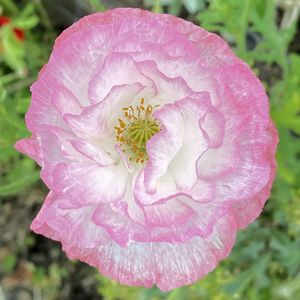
[0,0,300,299]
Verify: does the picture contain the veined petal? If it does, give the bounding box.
[89,53,152,104]
[52,162,128,206]
[15,136,42,166]
[51,84,82,115]
[142,92,223,201]
[69,139,115,167]
[144,196,196,227]
[64,83,144,139]
[31,192,110,247]
[31,192,237,291]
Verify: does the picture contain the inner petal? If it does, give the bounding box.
[144,92,215,195]
[134,92,225,208]
[88,52,153,104]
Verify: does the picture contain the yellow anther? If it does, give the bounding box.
[114,98,160,164]
[118,119,126,128]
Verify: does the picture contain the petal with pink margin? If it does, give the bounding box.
[64,83,144,139]
[26,79,63,133]
[31,190,237,291]
[53,8,238,68]
[15,136,42,166]
[30,192,110,248]
[92,197,228,246]
[88,52,152,104]
[69,139,114,167]
[51,84,82,115]
[52,161,128,207]
[220,120,278,228]
[143,195,196,227]
[141,92,223,201]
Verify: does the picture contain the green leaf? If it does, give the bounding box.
[152,0,163,13]
[0,82,7,101]
[168,0,182,16]
[272,277,300,300]
[0,0,19,14]
[16,96,31,114]
[1,254,17,273]
[1,27,25,71]
[14,15,39,29]
[20,2,36,17]
[86,0,106,11]
[0,170,40,196]
[183,0,205,14]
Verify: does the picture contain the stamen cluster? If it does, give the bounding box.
[114,98,160,163]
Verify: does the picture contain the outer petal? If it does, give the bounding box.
[15,136,42,166]
[53,8,238,67]
[220,120,278,228]
[92,198,228,246]
[31,192,237,291]
[30,192,110,247]
[36,127,127,207]
[26,79,63,133]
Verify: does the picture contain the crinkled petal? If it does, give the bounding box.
[140,92,223,203]
[143,195,196,227]
[31,192,110,247]
[69,139,114,167]
[64,83,144,139]
[15,136,42,166]
[31,192,237,291]
[52,162,128,206]
[89,53,152,104]
[51,84,82,115]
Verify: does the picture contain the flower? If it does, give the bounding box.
[0,16,25,41]
[16,8,278,291]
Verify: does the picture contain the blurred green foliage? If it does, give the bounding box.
[1,0,300,299]
[0,0,53,196]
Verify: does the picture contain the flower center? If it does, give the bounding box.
[114,98,160,164]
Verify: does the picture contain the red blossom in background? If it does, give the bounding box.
[0,15,25,42]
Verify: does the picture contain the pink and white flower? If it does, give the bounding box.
[16,8,278,291]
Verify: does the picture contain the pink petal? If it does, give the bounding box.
[51,84,82,115]
[69,139,114,167]
[88,53,152,104]
[31,191,237,291]
[64,83,144,139]
[26,80,63,132]
[143,196,196,227]
[136,60,193,105]
[142,92,223,201]
[31,192,110,247]
[15,136,42,166]
[197,138,240,179]
[52,162,128,206]
[92,201,144,247]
